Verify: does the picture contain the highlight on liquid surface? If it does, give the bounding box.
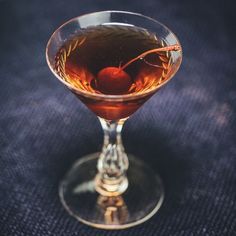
[54,25,181,120]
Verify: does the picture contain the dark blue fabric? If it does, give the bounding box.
[0,0,235,235]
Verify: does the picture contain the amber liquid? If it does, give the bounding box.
[55,25,177,120]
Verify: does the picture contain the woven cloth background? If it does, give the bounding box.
[0,0,235,235]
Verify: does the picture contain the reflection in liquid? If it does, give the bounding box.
[97,195,129,225]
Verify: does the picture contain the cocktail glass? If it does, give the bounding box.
[46,10,182,229]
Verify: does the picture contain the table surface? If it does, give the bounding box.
[0,0,235,235]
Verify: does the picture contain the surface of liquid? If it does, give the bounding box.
[54,25,178,120]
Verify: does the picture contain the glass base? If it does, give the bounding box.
[59,153,164,229]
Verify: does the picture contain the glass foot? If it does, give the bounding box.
[59,153,164,229]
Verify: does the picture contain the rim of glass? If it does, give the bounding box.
[46,10,182,101]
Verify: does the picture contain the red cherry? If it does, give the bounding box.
[97,67,132,95]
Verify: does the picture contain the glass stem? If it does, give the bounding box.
[95,118,129,196]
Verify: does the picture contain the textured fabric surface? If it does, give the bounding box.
[0,0,235,235]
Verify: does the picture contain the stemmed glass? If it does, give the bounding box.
[46,11,182,229]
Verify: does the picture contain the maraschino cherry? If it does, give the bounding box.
[96,44,181,95]
[97,67,132,95]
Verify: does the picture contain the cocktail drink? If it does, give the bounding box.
[46,11,182,229]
